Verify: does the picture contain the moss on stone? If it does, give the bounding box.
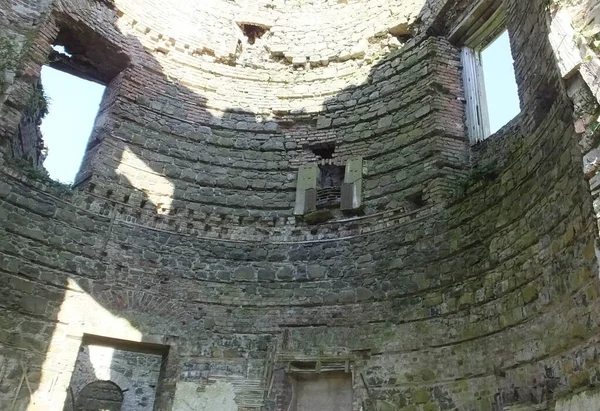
[413,388,431,404]
[422,402,440,411]
[420,368,436,382]
[302,209,333,225]
[521,286,538,304]
[5,156,71,192]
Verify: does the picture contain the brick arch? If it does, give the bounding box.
[92,288,198,328]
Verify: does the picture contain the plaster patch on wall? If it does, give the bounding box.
[555,389,600,410]
[172,381,238,411]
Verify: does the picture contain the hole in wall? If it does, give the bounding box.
[310,142,336,159]
[40,64,105,184]
[406,190,426,209]
[316,165,345,209]
[237,22,269,45]
[17,17,130,184]
[65,334,170,411]
[52,44,73,58]
[480,30,520,134]
[389,22,413,42]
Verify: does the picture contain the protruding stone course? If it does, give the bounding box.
[340,156,363,211]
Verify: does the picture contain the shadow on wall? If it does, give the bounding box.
[1,0,584,410]
[0,1,452,407]
[60,336,164,411]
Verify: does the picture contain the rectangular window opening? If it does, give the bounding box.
[40,44,106,184]
[480,30,520,135]
[316,164,345,209]
[458,3,521,144]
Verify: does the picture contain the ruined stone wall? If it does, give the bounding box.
[1,0,600,410]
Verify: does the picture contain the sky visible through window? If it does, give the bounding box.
[39,35,520,183]
[40,65,105,184]
[481,30,520,134]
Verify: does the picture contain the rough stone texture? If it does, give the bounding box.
[63,344,163,411]
[555,389,600,411]
[73,381,123,411]
[172,381,238,411]
[1,0,600,410]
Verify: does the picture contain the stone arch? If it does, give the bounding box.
[73,370,132,410]
[92,288,197,331]
[75,380,124,411]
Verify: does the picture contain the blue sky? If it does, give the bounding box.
[40,65,105,184]
[481,30,520,134]
[39,33,520,183]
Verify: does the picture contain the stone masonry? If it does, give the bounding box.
[1,0,600,410]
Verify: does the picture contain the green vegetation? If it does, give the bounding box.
[6,157,72,192]
[25,81,49,119]
[0,34,21,94]
[466,161,500,183]
[452,161,500,202]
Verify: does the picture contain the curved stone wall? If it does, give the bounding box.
[1,0,600,410]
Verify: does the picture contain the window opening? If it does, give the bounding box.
[316,165,344,209]
[311,142,335,159]
[52,44,72,58]
[457,2,520,144]
[40,65,105,184]
[14,19,129,185]
[480,31,520,134]
[406,190,426,209]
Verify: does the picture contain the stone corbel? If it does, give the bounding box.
[340,157,363,211]
[294,163,318,215]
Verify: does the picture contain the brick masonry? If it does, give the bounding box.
[1,0,600,410]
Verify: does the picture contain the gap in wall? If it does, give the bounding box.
[40,45,105,184]
[481,30,520,134]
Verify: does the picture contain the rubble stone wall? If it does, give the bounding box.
[1,0,600,410]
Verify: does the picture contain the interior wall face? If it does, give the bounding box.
[63,344,163,411]
[1,0,600,410]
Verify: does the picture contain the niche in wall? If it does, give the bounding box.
[290,371,353,411]
[75,380,124,411]
[274,359,354,411]
[316,165,345,209]
[307,141,345,209]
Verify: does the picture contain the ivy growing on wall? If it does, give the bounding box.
[24,81,49,120]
